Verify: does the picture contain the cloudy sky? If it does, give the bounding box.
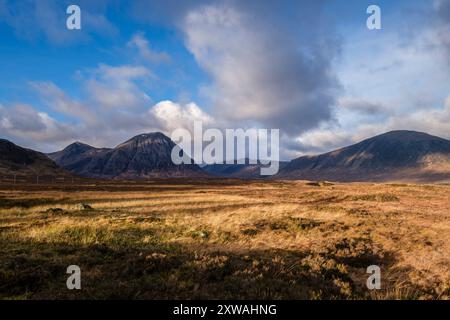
[0,0,449,159]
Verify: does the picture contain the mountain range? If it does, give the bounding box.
[48,133,204,179]
[1,130,450,182]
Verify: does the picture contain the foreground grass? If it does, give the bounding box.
[0,179,449,299]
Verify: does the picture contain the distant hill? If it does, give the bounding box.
[48,133,206,179]
[203,160,289,179]
[0,139,69,177]
[276,130,450,183]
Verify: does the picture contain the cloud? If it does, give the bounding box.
[180,1,341,135]
[291,128,354,155]
[150,100,214,133]
[383,97,450,138]
[83,64,153,110]
[30,81,94,123]
[338,97,387,115]
[0,104,76,149]
[127,32,171,64]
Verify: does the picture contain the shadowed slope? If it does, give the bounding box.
[49,133,205,178]
[0,139,70,177]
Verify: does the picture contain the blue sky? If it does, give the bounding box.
[0,0,449,158]
[0,1,207,112]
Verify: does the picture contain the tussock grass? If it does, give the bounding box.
[0,180,449,299]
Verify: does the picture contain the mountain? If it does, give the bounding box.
[276,130,450,182]
[0,139,70,177]
[48,133,205,179]
[47,142,112,177]
[203,160,289,179]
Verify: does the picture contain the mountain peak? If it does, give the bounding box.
[65,141,93,149]
[50,132,203,178]
[278,130,450,182]
[61,141,95,155]
[369,130,447,143]
[117,132,171,148]
[131,132,169,140]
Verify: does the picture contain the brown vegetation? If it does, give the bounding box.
[0,179,449,299]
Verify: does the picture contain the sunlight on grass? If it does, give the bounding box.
[0,180,449,299]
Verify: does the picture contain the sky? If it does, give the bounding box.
[0,0,449,160]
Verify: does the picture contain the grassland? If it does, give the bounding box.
[0,179,449,299]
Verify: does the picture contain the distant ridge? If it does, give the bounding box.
[0,139,70,177]
[203,159,289,179]
[48,133,206,179]
[276,130,450,182]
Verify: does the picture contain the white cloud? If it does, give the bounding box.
[127,32,171,64]
[150,100,214,133]
[291,126,353,156]
[30,81,93,122]
[84,64,153,109]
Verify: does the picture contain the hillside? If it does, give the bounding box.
[277,130,450,182]
[0,139,70,177]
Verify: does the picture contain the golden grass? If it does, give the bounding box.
[0,179,449,299]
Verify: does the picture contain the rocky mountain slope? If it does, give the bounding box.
[48,133,205,178]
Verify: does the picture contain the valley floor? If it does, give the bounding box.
[0,179,449,299]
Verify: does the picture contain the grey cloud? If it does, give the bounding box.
[0,104,46,132]
[129,0,341,136]
[284,128,354,157]
[0,104,77,150]
[339,98,387,116]
[180,0,341,136]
